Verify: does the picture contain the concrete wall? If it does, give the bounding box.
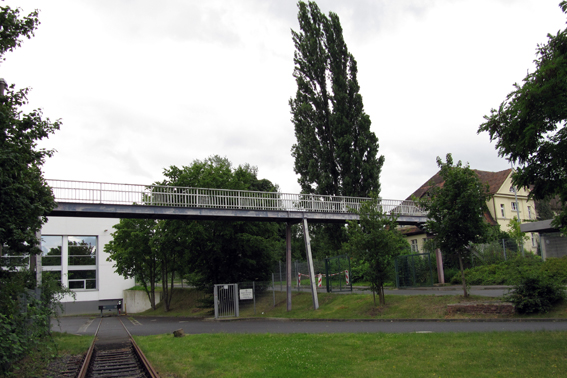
[123,290,162,314]
[541,232,567,260]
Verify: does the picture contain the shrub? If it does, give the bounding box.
[541,256,567,284]
[450,255,543,285]
[504,273,566,314]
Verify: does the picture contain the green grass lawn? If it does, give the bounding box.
[138,288,567,320]
[49,331,567,377]
[51,331,557,377]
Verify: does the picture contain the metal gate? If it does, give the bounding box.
[395,253,433,288]
[324,254,352,293]
[214,284,239,318]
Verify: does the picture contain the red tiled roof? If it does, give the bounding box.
[406,168,512,200]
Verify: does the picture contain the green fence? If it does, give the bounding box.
[325,255,352,293]
[395,253,433,288]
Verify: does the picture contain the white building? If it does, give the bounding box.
[41,217,135,315]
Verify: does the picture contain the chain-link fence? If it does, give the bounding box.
[214,276,289,318]
[470,239,526,265]
[272,258,351,293]
[273,260,327,292]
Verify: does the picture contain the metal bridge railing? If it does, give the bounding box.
[46,179,425,216]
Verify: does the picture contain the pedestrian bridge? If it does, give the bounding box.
[47,179,427,225]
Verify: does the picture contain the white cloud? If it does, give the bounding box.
[2,0,565,198]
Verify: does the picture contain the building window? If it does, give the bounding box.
[42,236,62,266]
[531,233,536,247]
[68,236,97,266]
[411,239,418,253]
[500,204,505,217]
[528,206,532,220]
[511,202,518,212]
[41,235,98,291]
[68,270,97,289]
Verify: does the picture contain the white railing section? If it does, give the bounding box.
[46,179,426,217]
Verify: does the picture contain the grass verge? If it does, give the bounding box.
[131,331,567,377]
[137,288,567,319]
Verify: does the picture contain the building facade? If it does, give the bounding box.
[40,217,135,315]
[402,168,539,254]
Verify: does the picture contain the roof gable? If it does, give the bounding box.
[406,168,512,200]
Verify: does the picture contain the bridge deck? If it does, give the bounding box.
[46,180,427,225]
[50,202,427,225]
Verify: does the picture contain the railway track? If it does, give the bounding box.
[74,317,160,378]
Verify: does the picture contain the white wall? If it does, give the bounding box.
[41,217,135,303]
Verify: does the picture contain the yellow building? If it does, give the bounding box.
[401,168,539,253]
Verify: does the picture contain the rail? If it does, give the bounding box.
[46,179,425,217]
[76,317,159,378]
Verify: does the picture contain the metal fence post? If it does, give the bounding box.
[395,259,399,289]
[502,239,507,261]
[325,257,330,293]
[214,285,219,319]
[253,281,256,315]
[272,273,276,307]
[234,284,239,318]
[279,261,282,292]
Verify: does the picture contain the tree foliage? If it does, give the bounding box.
[0,7,59,256]
[289,1,384,198]
[104,218,159,309]
[159,156,281,298]
[478,2,567,234]
[417,154,490,297]
[106,156,281,310]
[344,194,409,306]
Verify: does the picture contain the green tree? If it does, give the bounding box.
[107,156,282,311]
[289,1,384,255]
[151,219,190,312]
[506,216,530,253]
[0,6,62,374]
[105,218,159,310]
[290,1,384,198]
[478,1,567,234]
[344,194,409,306]
[417,154,490,297]
[160,156,281,299]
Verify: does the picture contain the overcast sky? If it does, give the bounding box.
[3,0,565,199]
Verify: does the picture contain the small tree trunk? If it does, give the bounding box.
[458,252,468,298]
[372,289,376,306]
[162,266,170,312]
[379,285,386,306]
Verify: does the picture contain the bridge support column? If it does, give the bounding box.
[302,219,319,310]
[286,222,292,311]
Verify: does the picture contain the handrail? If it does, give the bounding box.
[46,179,426,217]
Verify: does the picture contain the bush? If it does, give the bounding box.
[541,256,567,284]
[504,273,566,314]
[450,255,543,285]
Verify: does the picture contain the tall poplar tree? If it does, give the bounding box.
[290,1,384,198]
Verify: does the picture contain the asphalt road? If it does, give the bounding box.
[51,316,567,336]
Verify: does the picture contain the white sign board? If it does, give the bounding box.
[240,289,253,300]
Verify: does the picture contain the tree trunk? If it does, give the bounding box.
[379,285,386,306]
[372,289,376,306]
[458,252,468,298]
[162,266,169,312]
